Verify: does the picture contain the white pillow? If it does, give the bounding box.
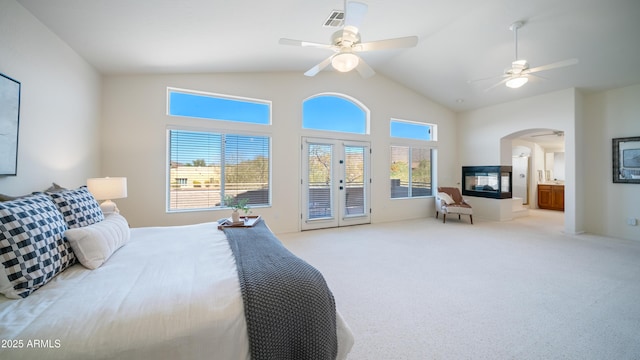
[65,213,130,270]
[438,192,455,205]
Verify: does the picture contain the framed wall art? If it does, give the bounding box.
[612,136,640,184]
[0,73,21,176]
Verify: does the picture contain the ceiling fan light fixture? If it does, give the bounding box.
[506,76,528,88]
[332,52,359,72]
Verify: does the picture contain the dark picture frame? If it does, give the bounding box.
[613,136,640,184]
[0,73,21,176]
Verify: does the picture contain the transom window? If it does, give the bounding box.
[167,87,270,125]
[390,119,435,141]
[303,94,368,134]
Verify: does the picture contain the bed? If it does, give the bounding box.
[0,187,354,359]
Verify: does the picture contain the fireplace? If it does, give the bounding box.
[462,166,512,199]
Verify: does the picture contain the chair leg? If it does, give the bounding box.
[458,214,461,220]
[436,211,439,219]
[470,214,473,224]
[442,214,446,223]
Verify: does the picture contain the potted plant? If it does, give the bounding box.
[224,195,251,223]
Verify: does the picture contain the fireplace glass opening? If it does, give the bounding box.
[462,166,512,199]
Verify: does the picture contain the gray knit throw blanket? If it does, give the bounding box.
[223,221,338,360]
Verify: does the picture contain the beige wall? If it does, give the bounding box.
[0,0,101,194]
[101,72,457,232]
[583,84,640,241]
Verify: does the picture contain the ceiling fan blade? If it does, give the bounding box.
[355,58,375,78]
[531,131,563,137]
[344,1,368,33]
[468,73,508,84]
[528,72,548,80]
[355,36,419,52]
[304,55,334,77]
[527,58,578,74]
[279,38,334,50]
[484,77,512,92]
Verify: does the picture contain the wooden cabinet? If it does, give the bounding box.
[538,184,564,211]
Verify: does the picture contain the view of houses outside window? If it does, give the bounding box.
[168,130,270,211]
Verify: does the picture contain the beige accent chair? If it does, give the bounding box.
[435,187,473,224]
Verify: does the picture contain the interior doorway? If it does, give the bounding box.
[512,155,530,205]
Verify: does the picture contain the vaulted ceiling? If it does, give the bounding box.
[17,0,640,112]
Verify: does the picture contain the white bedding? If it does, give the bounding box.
[0,222,353,359]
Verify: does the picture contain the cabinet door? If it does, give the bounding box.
[538,186,552,208]
[552,186,565,210]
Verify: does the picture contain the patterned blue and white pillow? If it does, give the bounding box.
[0,194,76,299]
[47,186,104,229]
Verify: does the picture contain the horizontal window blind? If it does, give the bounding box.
[168,130,270,211]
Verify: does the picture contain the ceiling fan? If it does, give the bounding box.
[279,1,418,78]
[531,130,564,137]
[469,20,578,91]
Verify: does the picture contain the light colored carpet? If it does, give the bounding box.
[278,210,640,360]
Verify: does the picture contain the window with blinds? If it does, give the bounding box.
[390,145,433,198]
[168,130,270,211]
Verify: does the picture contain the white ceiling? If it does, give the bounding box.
[17,0,640,113]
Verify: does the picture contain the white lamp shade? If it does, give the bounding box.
[332,52,359,72]
[506,76,528,89]
[87,177,128,201]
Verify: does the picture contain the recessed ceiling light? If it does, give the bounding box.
[456,99,464,103]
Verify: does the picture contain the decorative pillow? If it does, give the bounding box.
[0,182,67,202]
[438,192,455,205]
[0,193,21,202]
[65,213,130,270]
[47,186,104,229]
[0,194,76,299]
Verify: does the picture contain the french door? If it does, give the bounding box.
[301,137,371,230]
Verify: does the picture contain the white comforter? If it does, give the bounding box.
[0,222,353,359]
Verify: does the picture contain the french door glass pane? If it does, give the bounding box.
[308,144,333,219]
[345,146,365,215]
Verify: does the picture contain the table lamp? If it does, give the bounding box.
[87,177,128,215]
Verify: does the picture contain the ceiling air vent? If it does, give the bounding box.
[323,10,344,28]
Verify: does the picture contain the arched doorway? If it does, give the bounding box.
[502,128,566,225]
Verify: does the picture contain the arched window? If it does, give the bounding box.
[302,94,368,134]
